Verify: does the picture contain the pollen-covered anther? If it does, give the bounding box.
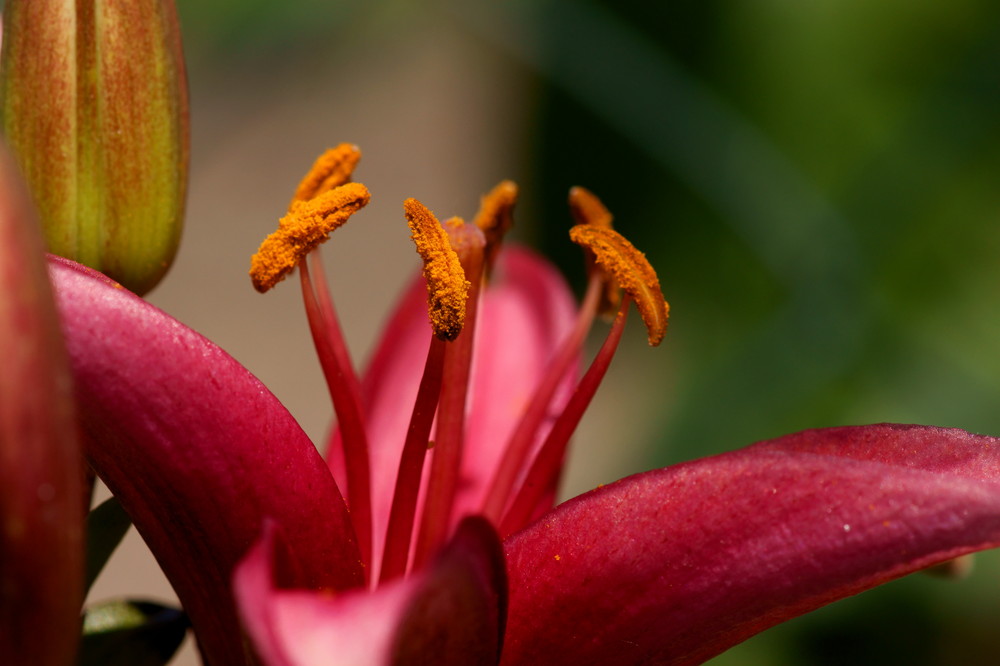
[289,143,362,207]
[569,186,620,314]
[473,180,518,240]
[250,182,370,293]
[569,186,613,229]
[569,224,669,346]
[473,181,517,275]
[404,199,470,341]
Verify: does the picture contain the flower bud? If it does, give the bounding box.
[0,0,189,295]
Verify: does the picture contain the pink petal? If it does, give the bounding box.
[0,146,83,665]
[336,246,576,574]
[459,246,578,518]
[503,424,1000,665]
[235,517,507,666]
[49,257,364,666]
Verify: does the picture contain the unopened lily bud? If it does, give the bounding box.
[0,0,189,295]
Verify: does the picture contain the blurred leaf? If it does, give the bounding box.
[79,599,188,666]
[84,496,132,593]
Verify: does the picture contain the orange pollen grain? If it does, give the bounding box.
[404,198,470,341]
[250,182,371,293]
[290,144,362,207]
[569,186,613,229]
[569,224,669,346]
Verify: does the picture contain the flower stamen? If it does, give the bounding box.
[289,143,361,206]
[413,217,486,568]
[480,271,603,523]
[500,296,631,537]
[568,185,613,229]
[299,257,372,572]
[569,224,668,346]
[249,149,373,576]
[570,186,621,315]
[404,198,470,342]
[250,182,370,293]
[380,336,448,583]
[473,180,518,275]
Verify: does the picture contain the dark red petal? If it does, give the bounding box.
[235,517,507,666]
[0,144,83,665]
[503,424,1000,665]
[50,258,363,666]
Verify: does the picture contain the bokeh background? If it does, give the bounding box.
[71,0,1000,663]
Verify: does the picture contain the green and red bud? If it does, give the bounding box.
[0,0,189,295]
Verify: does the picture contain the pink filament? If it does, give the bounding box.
[480,273,603,523]
[299,255,372,576]
[379,336,447,583]
[499,296,630,537]
[413,252,485,568]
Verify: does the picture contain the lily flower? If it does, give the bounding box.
[42,146,1000,665]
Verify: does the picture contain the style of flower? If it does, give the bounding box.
[30,145,1000,666]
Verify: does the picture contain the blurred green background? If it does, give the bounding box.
[68,0,1000,663]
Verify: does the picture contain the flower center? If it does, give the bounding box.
[248,146,668,587]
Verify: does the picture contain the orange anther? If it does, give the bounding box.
[569,186,620,314]
[569,186,613,229]
[569,224,668,346]
[404,199,470,341]
[289,144,362,207]
[250,182,370,293]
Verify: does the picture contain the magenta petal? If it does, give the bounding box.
[235,517,507,666]
[0,147,83,664]
[503,424,1000,665]
[49,258,364,666]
